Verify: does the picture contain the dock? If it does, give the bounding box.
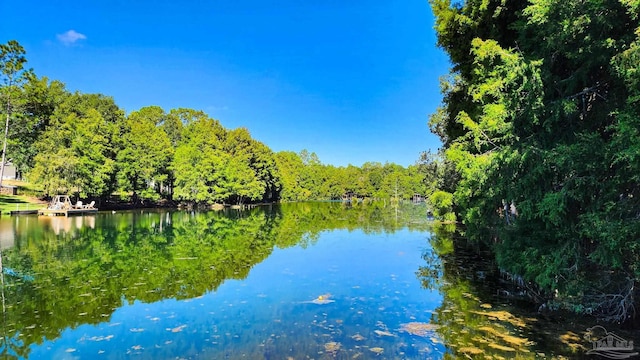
[10,210,39,215]
[38,195,98,217]
[38,208,98,216]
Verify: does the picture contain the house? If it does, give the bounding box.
[1,161,17,180]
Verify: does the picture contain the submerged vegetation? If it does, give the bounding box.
[427,0,640,322]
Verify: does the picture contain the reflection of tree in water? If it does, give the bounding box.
[420,225,541,358]
[0,202,429,357]
[418,224,607,359]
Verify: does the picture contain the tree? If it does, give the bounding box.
[429,190,455,222]
[219,155,264,205]
[162,108,210,147]
[171,115,227,204]
[274,151,307,201]
[247,140,281,202]
[29,93,125,198]
[298,149,323,199]
[0,40,30,187]
[430,0,640,321]
[10,76,68,176]
[117,106,173,202]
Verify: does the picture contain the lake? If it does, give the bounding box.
[0,202,630,359]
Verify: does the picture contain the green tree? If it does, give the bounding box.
[430,0,640,321]
[9,76,68,176]
[29,93,125,198]
[171,114,227,204]
[0,40,30,186]
[298,149,323,199]
[429,190,455,222]
[274,151,307,201]
[220,155,264,204]
[224,128,281,202]
[117,106,173,202]
[161,108,211,149]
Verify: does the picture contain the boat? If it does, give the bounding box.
[38,195,98,216]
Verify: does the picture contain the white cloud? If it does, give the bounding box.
[56,30,87,46]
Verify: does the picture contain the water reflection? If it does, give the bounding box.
[0,202,435,359]
[0,203,631,359]
[420,224,538,358]
[420,224,640,359]
[37,215,96,235]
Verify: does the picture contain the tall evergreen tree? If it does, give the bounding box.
[430,0,640,321]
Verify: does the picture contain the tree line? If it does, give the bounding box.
[428,0,640,322]
[0,41,428,205]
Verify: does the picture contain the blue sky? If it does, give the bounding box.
[1,1,449,167]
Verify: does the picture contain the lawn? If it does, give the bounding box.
[0,195,46,214]
[0,180,46,215]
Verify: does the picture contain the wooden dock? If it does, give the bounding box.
[10,209,39,215]
[38,208,98,216]
[38,195,98,216]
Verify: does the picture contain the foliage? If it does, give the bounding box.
[29,93,125,197]
[275,151,428,202]
[223,128,281,202]
[171,116,227,203]
[0,40,429,207]
[0,40,31,185]
[429,190,456,222]
[430,0,640,321]
[9,76,67,175]
[274,151,308,201]
[117,106,172,202]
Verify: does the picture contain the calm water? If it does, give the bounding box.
[0,203,630,359]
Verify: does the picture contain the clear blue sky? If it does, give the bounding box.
[1,1,449,167]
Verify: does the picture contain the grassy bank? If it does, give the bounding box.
[0,180,46,215]
[0,195,46,214]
